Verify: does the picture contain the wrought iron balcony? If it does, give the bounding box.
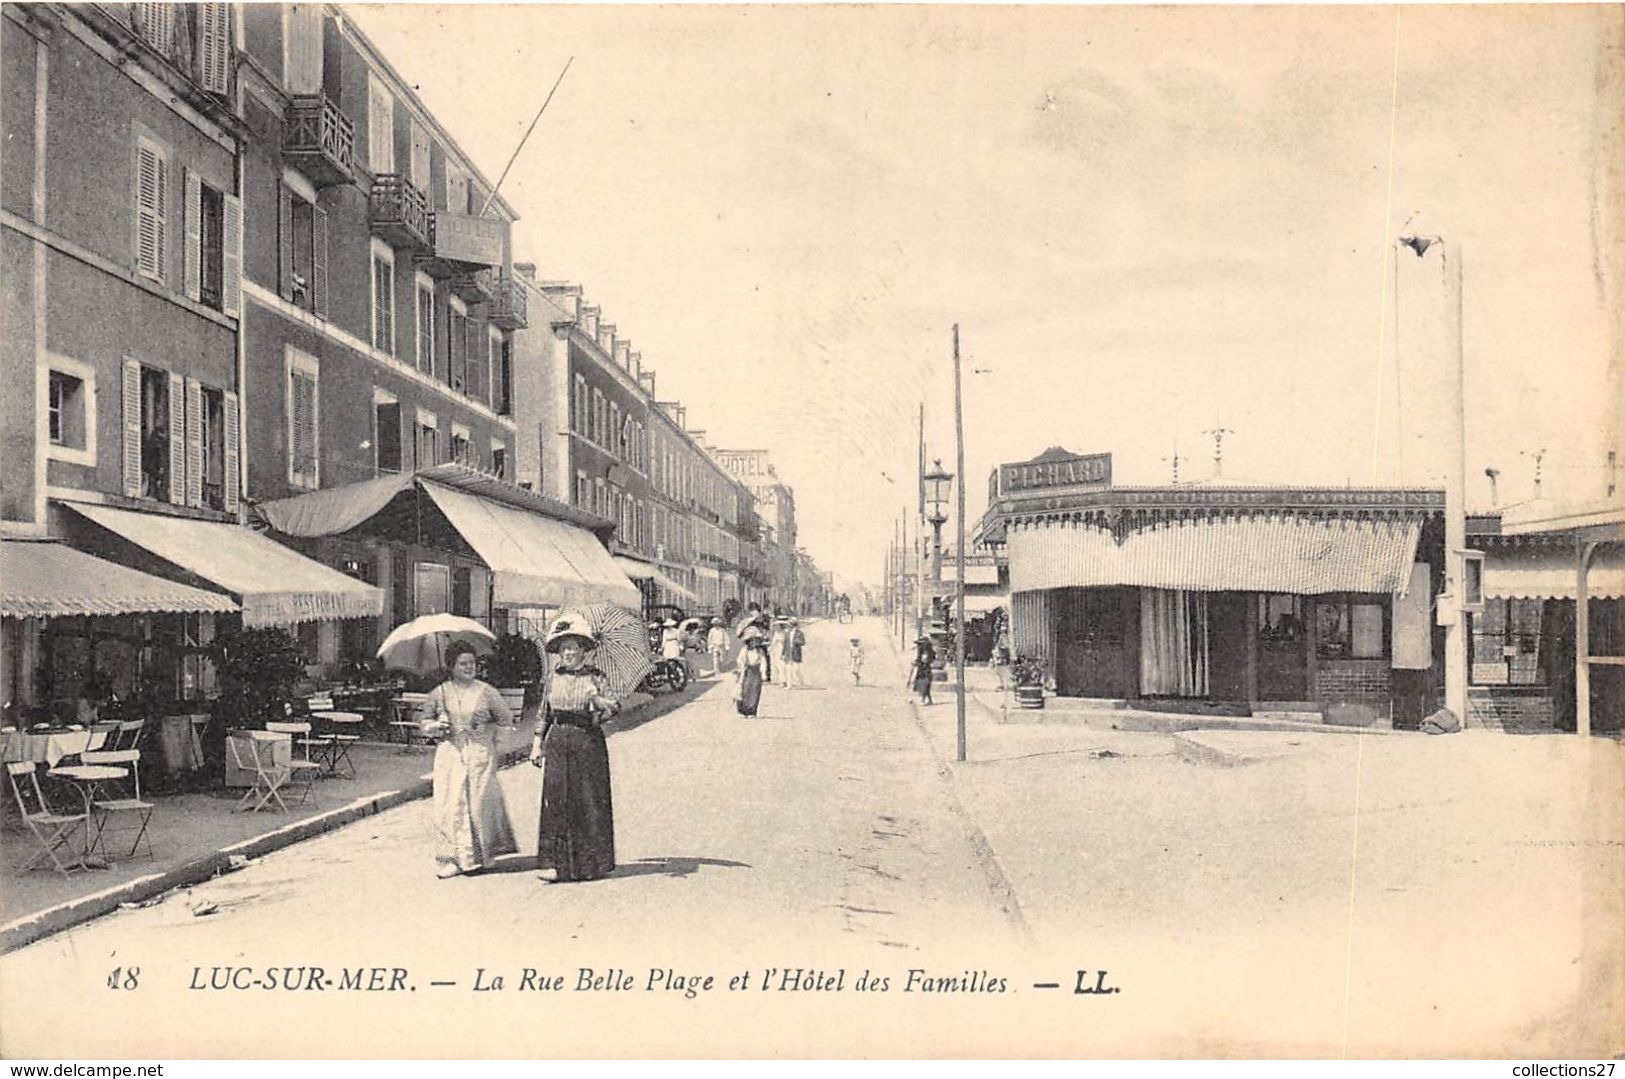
[368,174,433,254]
[283,95,356,188]
[451,267,496,305]
[487,274,528,330]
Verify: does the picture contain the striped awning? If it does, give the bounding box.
[1,539,237,619]
[64,504,383,627]
[1484,545,1625,600]
[1007,517,1422,596]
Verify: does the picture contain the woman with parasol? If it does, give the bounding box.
[530,615,621,883]
[419,640,519,879]
[733,625,769,717]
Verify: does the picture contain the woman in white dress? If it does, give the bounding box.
[420,641,518,878]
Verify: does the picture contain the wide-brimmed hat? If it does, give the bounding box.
[849,637,861,645]
[662,619,677,628]
[544,616,598,654]
[711,617,723,625]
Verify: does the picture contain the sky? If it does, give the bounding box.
[356,4,1623,590]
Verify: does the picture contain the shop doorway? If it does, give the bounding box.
[1257,593,1309,700]
[1054,587,1138,698]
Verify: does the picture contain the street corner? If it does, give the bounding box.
[1171,730,1303,768]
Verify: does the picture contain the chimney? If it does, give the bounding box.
[512,262,537,282]
[629,351,642,380]
[638,371,656,397]
[579,304,599,339]
[614,341,631,370]
[1484,468,1500,507]
[540,283,580,320]
[598,321,616,355]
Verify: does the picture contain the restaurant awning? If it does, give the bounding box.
[1,538,238,619]
[612,556,699,605]
[1007,517,1422,596]
[420,483,641,610]
[1484,545,1625,600]
[64,504,383,627]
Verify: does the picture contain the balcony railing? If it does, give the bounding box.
[487,274,528,330]
[451,267,496,306]
[368,174,433,254]
[284,95,356,188]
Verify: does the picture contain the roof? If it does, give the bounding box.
[0,539,237,619]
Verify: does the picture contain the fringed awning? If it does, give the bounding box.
[1,539,237,619]
[1484,545,1625,600]
[64,504,383,627]
[613,557,699,604]
[1008,516,1422,596]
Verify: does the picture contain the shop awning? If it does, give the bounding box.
[64,505,383,627]
[1,539,238,619]
[612,556,699,604]
[957,592,1009,614]
[421,483,641,610]
[1484,545,1625,600]
[941,563,1001,585]
[1007,517,1422,596]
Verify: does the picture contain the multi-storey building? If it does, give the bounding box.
[714,448,800,611]
[1,3,382,713]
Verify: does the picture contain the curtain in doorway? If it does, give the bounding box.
[1011,591,1052,675]
[1140,588,1209,696]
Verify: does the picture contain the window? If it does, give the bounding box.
[200,385,226,510]
[414,562,450,617]
[448,300,468,390]
[592,390,605,447]
[409,120,431,189]
[493,334,513,417]
[452,567,472,617]
[609,403,621,458]
[1471,598,1546,686]
[374,391,402,475]
[279,175,327,317]
[414,408,438,469]
[286,348,319,489]
[368,73,394,176]
[595,478,606,517]
[48,372,86,450]
[1315,595,1388,660]
[133,135,168,283]
[184,172,239,314]
[490,440,507,480]
[415,274,435,374]
[371,241,395,355]
[573,376,588,434]
[575,470,589,508]
[450,423,471,466]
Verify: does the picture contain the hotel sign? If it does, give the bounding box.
[433,212,506,267]
[999,452,1112,494]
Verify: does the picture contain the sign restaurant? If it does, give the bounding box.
[1000,452,1112,494]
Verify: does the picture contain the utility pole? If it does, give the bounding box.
[953,324,967,763]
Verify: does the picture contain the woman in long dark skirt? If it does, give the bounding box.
[529,616,621,883]
[909,635,936,706]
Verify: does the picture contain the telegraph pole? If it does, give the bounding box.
[953,324,967,763]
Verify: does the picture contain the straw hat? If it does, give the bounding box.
[544,615,598,654]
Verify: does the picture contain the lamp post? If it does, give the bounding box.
[923,459,952,624]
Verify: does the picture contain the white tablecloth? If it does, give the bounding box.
[0,729,108,766]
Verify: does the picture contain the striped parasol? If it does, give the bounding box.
[559,602,654,696]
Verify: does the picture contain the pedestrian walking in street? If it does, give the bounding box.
[421,641,519,879]
[531,616,621,883]
[734,627,769,717]
[706,617,729,676]
[770,619,791,687]
[786,618,807,688]
[660,619,688,680]
[909,635,936,706]
[737,603,772,681]
[848,637,865,686]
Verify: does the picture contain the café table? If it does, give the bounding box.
[1,726,108,767]
[45,763,128,867]
[308,710,364,778]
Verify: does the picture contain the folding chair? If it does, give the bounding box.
[285,701,337,772]
[108,718,147,752]
[389,693,429,748]
[229,730,291,813]
[264,722,322,804]
[188,714,211,767]
[79,749,155,859]
[305,694,363,779]
[6,761,87,876]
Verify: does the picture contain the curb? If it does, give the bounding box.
[0,718,608,955]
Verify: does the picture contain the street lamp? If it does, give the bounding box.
[923,458,953,621]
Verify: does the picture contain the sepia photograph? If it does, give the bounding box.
[0,0,1621,1062]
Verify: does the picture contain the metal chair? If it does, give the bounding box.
[304,694,362,779]
[264,721,323,804]
[80,749,154,859]
[389,693,430,747]
[228,730,291,813]
[6,761,87,876]
[108,718,147,752]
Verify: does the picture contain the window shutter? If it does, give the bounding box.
[197,2,230,94]
[311,207,329,319]
[122,358,142,497]
[221,193,242,317]
[290,369,317,484]
[223,390,240,513]
[167,371,186,505]
[134,141,165,281]
[277,182,294,301]
[183,169,201,301]
[185,377,204,507]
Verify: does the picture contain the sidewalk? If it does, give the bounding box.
[0,684,685,953]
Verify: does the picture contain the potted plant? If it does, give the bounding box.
[481,633,544,715]
[1012,654,1046,710]
[207,627,307,787]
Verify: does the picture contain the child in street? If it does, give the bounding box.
[848,637,864,686]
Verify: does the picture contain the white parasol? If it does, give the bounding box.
[377,613,495,676]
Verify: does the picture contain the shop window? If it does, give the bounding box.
[1258,594,1305,643]
[1471,598,1546,686]
[414,562,450,617]
[1316,595,1388,659]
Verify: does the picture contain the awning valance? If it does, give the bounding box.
[1007,517,1422,596]
[421,483,641,610]
[1484,545,1625,600]
[955,593,1008,614]
[941,563,1001,585]
[1,539,238,619]
[64,505,383,627]
[611,556,698,605]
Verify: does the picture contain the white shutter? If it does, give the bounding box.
[409,121,431,187]
[134,140,164,281]
[167,371,185,504]
[122,358,142,497]
[198,2,230,95]
[368,75,394,175]
[286,4,323,94]
[221,193,242,317]
[223,390,240,513]
[186,377,204,507]
[311,207,329,319]
[183,169,201,301]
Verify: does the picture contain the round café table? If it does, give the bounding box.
[46,763,127,868]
